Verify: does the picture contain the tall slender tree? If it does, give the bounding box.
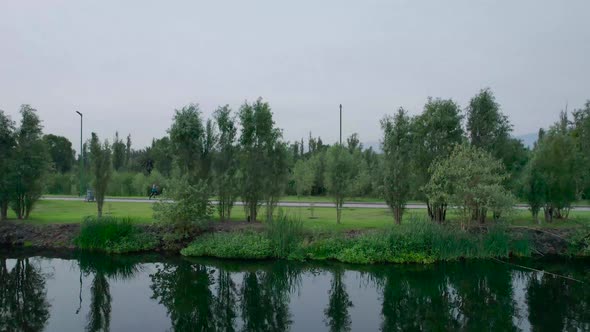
[213,105,239,221]
[89,133,113,217]
[238,98,282,222]
[379,108,413,224]
[112,131,126,171]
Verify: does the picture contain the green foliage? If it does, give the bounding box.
[213,105,239,221]
[293,159,315,198]
[412,97,464,222]
[169,104,215,181]
[182,221,531,264]
[0,110,16,220]
[75,216,158,253]
[181,232,273,259]
[324,145,358,223]
[89,132,113,217]
[238,98,283,221]
[529,113,578,222]
[265,212,304,258]
[43,134,75,173]
[379,108,413,224]
[10,105,51,219]
[152,177,213,231]
[425,143,514,226]
[112,132,126,171]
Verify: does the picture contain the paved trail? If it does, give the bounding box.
[41,196,590,212]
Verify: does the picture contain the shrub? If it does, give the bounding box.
[153,177,213,233]
[181,231,272,259]
[75,216,158,253]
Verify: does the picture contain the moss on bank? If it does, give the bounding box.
[181,223,534,264]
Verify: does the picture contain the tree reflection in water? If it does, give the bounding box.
[0,258,50,332]
[324,268,352,332]
[77,252,141,332]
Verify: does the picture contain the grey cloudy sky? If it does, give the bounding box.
[1,1,589,150]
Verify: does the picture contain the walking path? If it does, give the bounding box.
[41,196,590,212]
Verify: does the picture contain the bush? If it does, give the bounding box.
[181,231,272,259]
[153,177,213,233]
[75,216,158,253]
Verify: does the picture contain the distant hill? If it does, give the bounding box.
[516,132,538,149]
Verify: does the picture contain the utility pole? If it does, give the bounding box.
[339,104,342,145]
[76,111,83,197]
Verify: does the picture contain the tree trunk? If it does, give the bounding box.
[97,200,103,218]
[0,201,7,220]
[393,206,402,225]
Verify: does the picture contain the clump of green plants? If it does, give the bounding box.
[182,217,532,263]
[152,177,213,235]
[181,231,273,259]
[265,211,304,258]
[75,216,158,253]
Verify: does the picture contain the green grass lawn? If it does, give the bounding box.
[7,200,590,231]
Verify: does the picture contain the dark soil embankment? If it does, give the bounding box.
[0,221,265,252]
[0,221,581,256]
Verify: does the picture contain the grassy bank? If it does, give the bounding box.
[181,221,534,264]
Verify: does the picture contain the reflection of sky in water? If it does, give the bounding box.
[1,255,588,332]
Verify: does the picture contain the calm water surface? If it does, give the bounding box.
[0,250,589,332]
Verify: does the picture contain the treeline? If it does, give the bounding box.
[1,90,589,224]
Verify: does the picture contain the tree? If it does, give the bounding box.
[43,134,74,173]
[264,141,289,221]
[150,137,173,177]
[424,144,514,227]
[413,98,464,222]
[324,145,357,224]
[466,88,511,158]
[379,108,413,224]
[324,269,352,332]
[0,111,15,220]
[530,113,577,222]
[238,98,282,222]
[572,100,590,200]
[293,159,314,198]
[112,131,126,171]
[168,104,214,182]
[125,134,132,169]
[213,106,239,221]
[89,133,113,217]
[466,88,529,190]
[11,105,50,219]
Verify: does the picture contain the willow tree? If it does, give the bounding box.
[89,133,112,217]
[413,98,464,222]
[379,108,413,225]
[238,98,283,222]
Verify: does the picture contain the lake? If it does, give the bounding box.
[0,250,588,331]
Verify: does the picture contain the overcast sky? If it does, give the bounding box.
[1,1,589,150]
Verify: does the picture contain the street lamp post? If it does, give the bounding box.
[75,111,83,197]
[339,104,342,145]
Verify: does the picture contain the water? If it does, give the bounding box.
[0,250,589,332]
